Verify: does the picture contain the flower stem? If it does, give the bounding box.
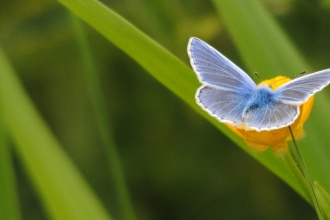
[283,152,312,204]
[288,126,324,220]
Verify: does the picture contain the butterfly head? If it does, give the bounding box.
[258,76,291,90]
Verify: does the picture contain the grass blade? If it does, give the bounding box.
[315,182,330,219]
[70,14,136,220]
[56,0,330,200]
[0,47,112,220]
[0,109,21,220]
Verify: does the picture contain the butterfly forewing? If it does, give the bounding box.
[188,38,256,93]
[275,68,330,104]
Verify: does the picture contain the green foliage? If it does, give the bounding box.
[0,100,21,220]
[1,0,330,219]
[0,48,111,219]
[315,182,330,219]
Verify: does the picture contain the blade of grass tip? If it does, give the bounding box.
[70,14,136,220]
[0,110,21,220]
[289,127,324,220]
[0,47,112,220]
[56,0,307,199]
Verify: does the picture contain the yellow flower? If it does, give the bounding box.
[225,76,314,155]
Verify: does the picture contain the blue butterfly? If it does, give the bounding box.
[188,37,330,132]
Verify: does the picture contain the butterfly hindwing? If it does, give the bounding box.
[197,85,299,131]
[196,86,249,126]
[246,99,299,131]
[188,37,256,93]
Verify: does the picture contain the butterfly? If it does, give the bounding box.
[187,37,330,132]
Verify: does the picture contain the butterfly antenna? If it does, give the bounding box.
[269,77,289,88]
[289,70,308,79]
[269,70,308,88]
[254,72,263,82]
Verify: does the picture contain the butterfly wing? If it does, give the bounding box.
[246,98,299,131]
[196,86,250,126]
[275,69,330,105]
[188,37,257,126]
[188,37,256,93]
[197,86,300,131]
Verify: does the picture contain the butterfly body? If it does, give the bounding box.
[243,86,276,119]
[188,37,330,132]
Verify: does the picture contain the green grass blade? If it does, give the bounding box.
[0,47,112,220]
[57,0,330,200]
[57,0,249,145]
[212,0,308,75]
[70,14,136,220]
[58,0,197,105]
[0,108,21,220]
[212,0,330,200]
[315,182,330,219]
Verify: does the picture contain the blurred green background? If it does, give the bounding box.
[2,0,330,219]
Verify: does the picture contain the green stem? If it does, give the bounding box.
[70,15,136,220]
[288,126,324,220]
[283,152,312,204]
